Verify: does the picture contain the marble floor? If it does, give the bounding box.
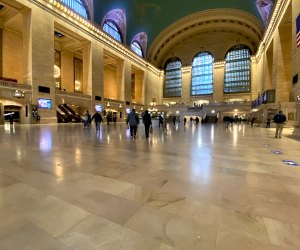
[0,121,300,250]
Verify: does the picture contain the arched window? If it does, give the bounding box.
[103,20,122,42]
[224,45,251,93]
[61,0,89,19]
[164,59,182,97]
[131,41,143,57]
[191,52,214,95]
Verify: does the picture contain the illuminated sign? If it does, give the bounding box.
[38,98,52,109]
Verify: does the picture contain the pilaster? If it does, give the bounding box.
[23,7,56,123]
[213,62,225,102]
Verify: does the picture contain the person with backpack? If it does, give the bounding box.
[126,108,139,139]
[273,110,287,138]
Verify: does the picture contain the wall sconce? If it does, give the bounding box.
[150,97,157,107]
[74,80,81,91]
[118,103,122,108]
[54,65,61,78]
[106,102,111,108]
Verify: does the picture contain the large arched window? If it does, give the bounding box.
[164,59,182,97]
[131,41,143,57]
[103,20,122,42]
[61,0,89,19]
[191,52,214,95]
[224,45,251,93]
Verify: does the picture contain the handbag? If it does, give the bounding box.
[149,126,153,134]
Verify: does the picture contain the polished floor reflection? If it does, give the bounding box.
[1,122,300,250]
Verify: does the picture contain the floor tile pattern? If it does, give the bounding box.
[0,122,300,249]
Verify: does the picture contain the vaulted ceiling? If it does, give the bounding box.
[94,0,264,44]
[93,0,269,68]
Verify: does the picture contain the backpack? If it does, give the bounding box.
[274,114,286,123]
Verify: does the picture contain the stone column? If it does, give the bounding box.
[83,41,91,96]
[90,42,104,112]
[181,66,191,105]
[213,62,225,102]
[23,7,56,123]
[123,59,131,104]
[251,58,260,100]
[272,26,292,103]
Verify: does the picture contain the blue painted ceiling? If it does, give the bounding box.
[93,0,264,47]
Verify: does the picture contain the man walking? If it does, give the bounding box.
[91,111,103,131]
[273,110,286,138]
[127,108,139,139]
[142,110,152,138]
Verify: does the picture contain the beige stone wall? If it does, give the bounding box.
[251,59,261,100]
[181,67,191,105]
[264,45,273,91]
[272,25,292,103]
[213,63,225,102]
[24,4,57,123]
[132,70,144,104]
[2,28,23,82]
[104,65,118,100]
[90,41,104,110]
[145,70,163,106]
[61,51,74,92]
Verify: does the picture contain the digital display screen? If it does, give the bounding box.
[126,108,131,114]
[38,98,52,109]
[95,104,102,112]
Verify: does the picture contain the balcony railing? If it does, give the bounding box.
[0,80,31,90]
[56,89,91,99]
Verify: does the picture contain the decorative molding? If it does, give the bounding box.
[255,0,291,60]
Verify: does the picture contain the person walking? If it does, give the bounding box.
[127,108,139,139]
[91,111,103,131]
[273,110,286,138]
[266,118,271,128]
[142,110,152,138]
[251,117,256,126]
[183,117,187,126]
[195,117,200,126]
[83,111,91,128]
[172,116,176,126]
[158,115,164,128]
[8,114,14,126]
[223,115,230,128]
[36,113,41,124]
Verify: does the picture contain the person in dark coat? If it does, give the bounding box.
[173,116,176,125]
[273,110,286,138]
[126,108,139,138]
[266,118,271,128]
[158,115,163,128]
[9,115,14,126]
[142,110,152,138]
[183,117,187,126]
[91,112,103,131]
